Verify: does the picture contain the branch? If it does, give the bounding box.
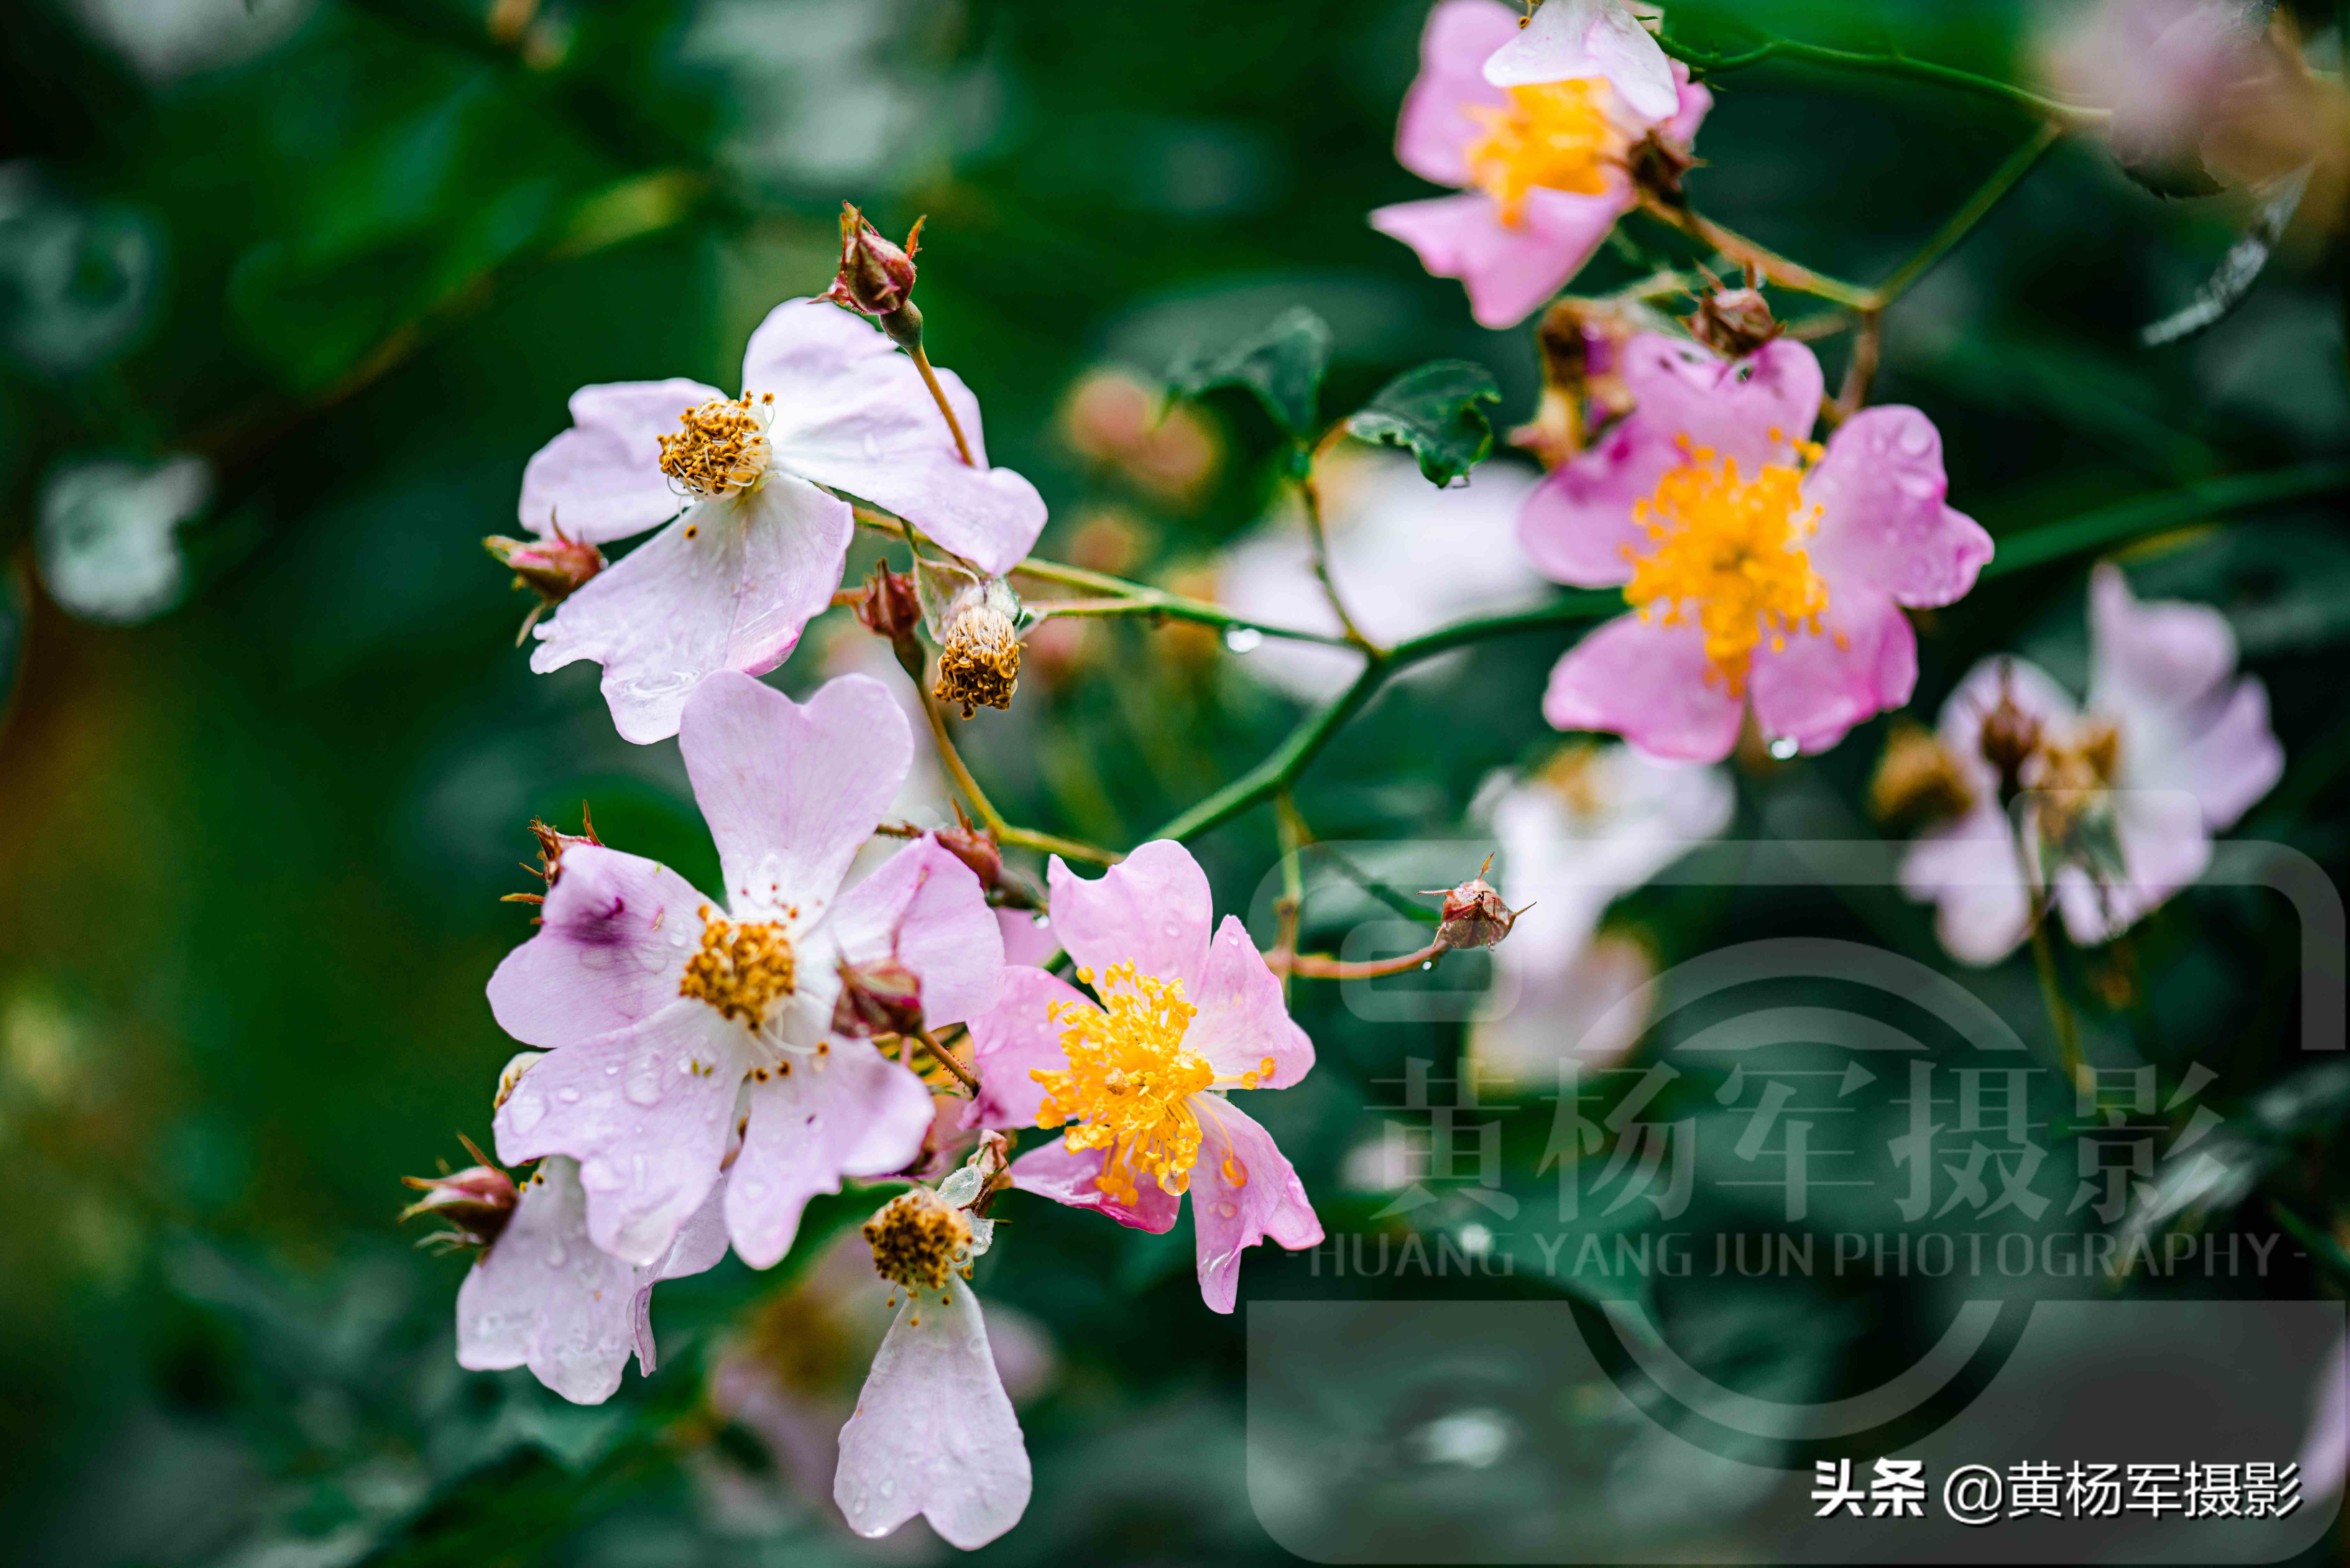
[1655,30,2111,127]
[914,674,1120,865]
[1982,460,2350,579]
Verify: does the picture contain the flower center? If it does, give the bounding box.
[1464,81,1621,224]
[657,393,773,500]
[1034,963,1219,1203]
[932,603,1021,717]
[863,1187,973,1292]
[1622,440,1830,696]
[679,906,796,1024]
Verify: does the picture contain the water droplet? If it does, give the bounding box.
[507,1094,546,1132]
[1897,420,1933,456]
[1222,626,1263,653]
[546,1241,568,1267]
[1217,1201,1239,1218]
[1420,959,1434,970]
[1767,736,1800,760]
[557,1087,581,1104]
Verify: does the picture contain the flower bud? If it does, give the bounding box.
[399,1136,518,1255]
[486,529,605,642]
[821,202,925,347]
[852,560,925,682]
[1682,275,1783,361]
[1627,128,1698,205]
[1976,664,2044,807]
[935,820,1004,894]
[832,952,925,1040]
[1513,298,1645,466]
[1867,721,1976,831]
[1423,857,1522,951]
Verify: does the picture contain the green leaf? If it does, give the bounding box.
[1345,359,1502,486]
[1167,305,1332,440]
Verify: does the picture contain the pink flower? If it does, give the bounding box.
[519,299,1047,743]
[487,669,1005,1270]
[1370,0,1709,328]
[2048,0,2287,183]
[455,1154,731,1404]
[1519,332,1993,762]
[965,840,1323,1314]
[1901,563,2283,965]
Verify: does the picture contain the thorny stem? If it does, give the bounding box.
[915,679,1119,864]
[1272,938,1454,981]
[1831,308,1882,424]
[1654,30,2111,127]
[1640,198,1876,310]
[909,343,976,467]
[917,1027,982,1094]
[1272,790,1308,999]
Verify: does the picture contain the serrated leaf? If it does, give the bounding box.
[1167,305,1332,439]
[1345,359,1502,486]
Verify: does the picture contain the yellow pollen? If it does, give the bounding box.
[1031,962,1215,1205]
[1463,80,1621,225]
[932,605,1021,717]
[657,394,770,499]
[862,1188,971,1292]
[1622,440,1830,697]
[678,906,795,1024]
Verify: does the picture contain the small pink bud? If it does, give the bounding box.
[833,953,925,1040]
[1682,276,1783,361]
[1423,858,1524,951]
[400,1138,519,1255]
[487,527,605,644]
[935,822,1004,894]
[822,202,925,345]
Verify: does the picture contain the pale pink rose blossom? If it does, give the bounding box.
[966,840,1323,1313]
[1520,331,1993,762]
[455,1154,731,1404]
[1900,563,2283,965]
[520,300,1047,743]
[488,670,1005,1270]
[1371,0,1710,328]
[2048,0,2284,179]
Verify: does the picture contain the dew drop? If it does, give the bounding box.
[557,1087,581,1104]
[1223,626,1263,653]
[1217,1201,1239,1218]
[1767,736,1800,760]
[1420,959,1434,970]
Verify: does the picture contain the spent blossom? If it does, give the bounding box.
[1899,563,2283,964]
[487,670,1004,1270]
[516,298,1046,742]
[1371,0,1710,328]
[1519,331,1993,762]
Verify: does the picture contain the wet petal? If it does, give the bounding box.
[1515,413,1683,587]
[1007,1139,1181,1233]
[1747,584,1917,756]
[2053,788,2212,946]
[1483,0,1678,123]
[1619,332,1823,475]
[726,1046,936,1269]
[1542,614,1744,763]
[1371,186,1630,330]
[834,1277,1032,1551]
[1803,406,1993,608]
[1191,1097,1322,1315]
[823,836,1005,1029]
[965,966,1092,1131]
[457,1155,642,1404]
[1046,840,1215,995]
[1190,915,1314,1088]
[632,1171,732,1376]
[486,845,707,1050]
[1899,801,2034,967]
[519,378,719,545]
[528,475,854,744]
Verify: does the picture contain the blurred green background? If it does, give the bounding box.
[1,0,2347,1563]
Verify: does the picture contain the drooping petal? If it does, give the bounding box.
[965,966,1092,1131]
[486,846,706,1050]
[743,299,1046,576]
[492,1003,750,1267]
[1190,1097,1322,1315]
[1899,801,2035,967]
[1802,406,1993,608]
[1046,840,1216,995]
[834,1278,1032,1552]
[528,475,854,745]
[1395,0,1521,187]
[1747,585,1917,756]
[1371,187,1632,330]
[678,670,913,924]
[631,1170,732,1377]
[1514,414,1684,587]
[1482,0,1679,123]
[822,836,1005,1029]
[1618,333,1823,474]
[2052,788,2211,946]
[457,1155,644,1404]
[725,1046,936,1269]
[1542,614,1744,763]
[1189,915,1314,1088]
[1007,1138,1181,1233]
[519,378,720,545]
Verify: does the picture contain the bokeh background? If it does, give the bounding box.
[1,0,2346,1563]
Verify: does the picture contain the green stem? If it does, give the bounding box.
[1869,121,2063,307]
[1982,459,2350,578]
[1655,31,2110,127]
[1025,595,1361,649]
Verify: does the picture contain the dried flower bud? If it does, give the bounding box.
[822,202,925,347]
[485,528,605,643]
[399,1135,518,1256]
[852,560,924,682]
[1682,277,1783,361]
[1513,298,1644,467]
[1976,664,2044,807]
[863,1186,973,1292]
[1627,128,1698,205]
[935,606,1020,716]
[1867,721,1976,831]
[935,820,1004,893]
[502,810,601,907]
[832,952,925,1039]
[1423,856,1523,951]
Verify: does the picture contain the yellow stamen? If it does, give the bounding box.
[678,906,795,1024]
[1622,439,1830,696]
[1463,81,1621,225]
[863,1188,972,1291]
[1032,962,1215,1204]
[657,393,771,499]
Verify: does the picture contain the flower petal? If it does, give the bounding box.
[1483,0,1678,123]
[1047,839,1215,995]
[491,1002,749,1266]
[1007,1139,1181,1233]
[1515,414,1684,587]
[1747,585,1917,756]
[1619,332,1823,473]
[1396,0,1521,187]
[965,966,1093,1131]
[2086,560,2235,718]
[457,1155,643,1404]
[996,908,1058,968]
[529,475,854,744]
[1542,614,1744,763]
[632,1170,732,1377]
[1190,915,1314,1088]
[834,1278,1033,1551]
[1660,63,1713,145]
[1191,1097,1322,1315]
[743,299,1045,576]
[2053,788,2211,946]
[2164,674,2284,830]
[726,1045,936,1269]
[486,846,707,1050]
[1803,406,1992,608]
[1899,802,2034,967]
[519,378,719,545]
[823,836,1005,1029]
[679,669,913,923]
[1372,187,1630,330]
